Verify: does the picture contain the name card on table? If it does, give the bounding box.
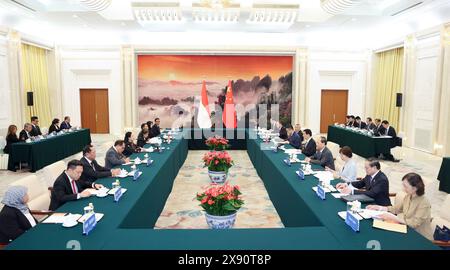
[316,185,326,200]
[283,158,291,167]
[114,187,123,202]
[296,170,305,180]
[133,170,142,181]
[147,159,153,167]
[82,213,97,235]
[345,211,360,232]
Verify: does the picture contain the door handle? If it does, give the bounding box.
[95,113,98,122]
[333,114,336,121]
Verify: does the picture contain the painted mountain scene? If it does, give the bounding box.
[137,55,293,128]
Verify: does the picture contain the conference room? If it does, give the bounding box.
[0,0,450,260]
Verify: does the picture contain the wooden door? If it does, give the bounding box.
[320,90,348,133]
[80,89,110,133]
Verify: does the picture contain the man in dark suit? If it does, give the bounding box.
[305,136,335,170]
[19,123,33,141]
[336,159,391,206]
[49,160,104,211]
[29,116,42,136]
[373,118,385,136]
[294,124,304,143]
[366,117,376,131]
[346,115,355,127]
[354,116,367,129]
[381,120,400,162]
[60,116,72,130]
[301,129,316,157]
[104,140,130,169]
[281,124,301,149]
[80,145,120,182]
[150,118,161,138]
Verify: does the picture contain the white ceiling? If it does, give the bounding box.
[0,0,449,49]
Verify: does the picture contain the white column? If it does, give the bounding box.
[436,23,450,156]
[6,30,24,126]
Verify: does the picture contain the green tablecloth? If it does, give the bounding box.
[438,157,450,193]
[327,125,394,158]
[8,129,91,172]
[6,129,438,250]
[246,130,438,250]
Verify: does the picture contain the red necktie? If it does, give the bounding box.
[71,180,78,194]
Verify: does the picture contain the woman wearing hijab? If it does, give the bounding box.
[0,186,37,243]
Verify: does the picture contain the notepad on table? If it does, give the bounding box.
[372,219,407,233]
[42,213,68,223]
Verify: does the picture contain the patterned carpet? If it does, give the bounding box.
[154,150,284,229]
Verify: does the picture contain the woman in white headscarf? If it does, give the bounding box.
[0,186,37,243]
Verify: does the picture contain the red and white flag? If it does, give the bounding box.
[222,80,237,128]
[197,80,212,128]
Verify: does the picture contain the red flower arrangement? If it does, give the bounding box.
[205,136,229,151]
[203,151,234,172]
[196,182,244,216]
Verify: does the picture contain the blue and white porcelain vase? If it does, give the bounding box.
[207,170,228,184]
[205,212,237,229]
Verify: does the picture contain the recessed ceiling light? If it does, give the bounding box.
[351,18,357,21]
[305,24,311,28]
[72,14,78,18]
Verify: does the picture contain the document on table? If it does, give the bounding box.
[338,211,363,221]
[141,147,154,153]
[313,171,334,182]
[117,169,130,178]
[89,187,110,196]
[107,188,128,195]
[359,209,386,219]
[284,149,302,155]
[331,192,346,199]
[78,213,104,223]
[42,213,68,224]
[373,219,407,233]
[374,135,392,139]
[312,186,331,193]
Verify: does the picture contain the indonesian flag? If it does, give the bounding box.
[222,80,237,128]
[197,80,212,128]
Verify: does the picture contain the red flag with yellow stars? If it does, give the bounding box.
[222,80,237,128]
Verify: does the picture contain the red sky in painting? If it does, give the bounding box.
[138,55,293,82]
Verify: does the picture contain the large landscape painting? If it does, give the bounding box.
[137,54,293,128]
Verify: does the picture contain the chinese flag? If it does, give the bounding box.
[222,80,237,128]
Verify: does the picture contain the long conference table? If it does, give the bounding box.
[327,125,395,158]
[8,129,91,172]
[6,129,438,250]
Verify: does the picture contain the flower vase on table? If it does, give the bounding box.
[205,136,229,151]
[196,182,244,229]
[203,151,234,184]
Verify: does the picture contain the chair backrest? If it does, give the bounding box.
[0,136,6,150]
[9,175,47,201]
[9,175,50,211]
[440,194,450,221]
[42,161,66,187]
